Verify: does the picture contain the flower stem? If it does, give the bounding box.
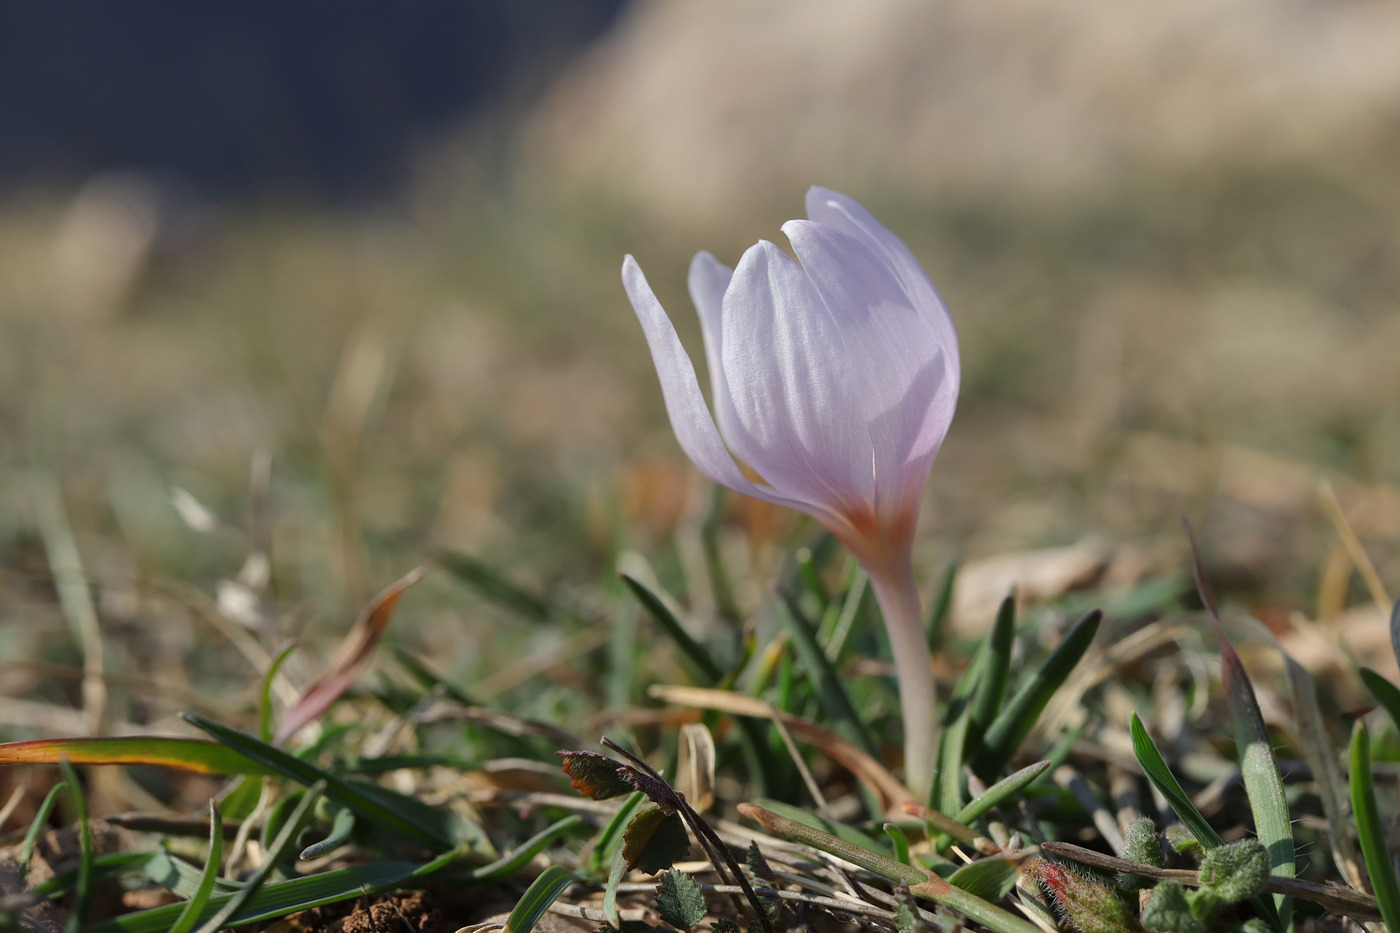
[867,559,936,802]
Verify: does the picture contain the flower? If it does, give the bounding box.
[623,187,959,798]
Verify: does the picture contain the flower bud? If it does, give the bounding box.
[1027,858,1141,933]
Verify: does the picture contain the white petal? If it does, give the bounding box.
[687,251,735,437]
[622,256,816,514]
[782,220,957,518]
[804,187,960,381]
[719,240,878,515]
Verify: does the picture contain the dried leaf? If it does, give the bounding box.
[275,568,424,744]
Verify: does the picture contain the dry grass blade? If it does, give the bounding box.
[275,567,425,744]
[648,684,912,812]
[1318,480,1392,617]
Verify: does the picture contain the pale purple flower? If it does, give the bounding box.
[623,187,959,797]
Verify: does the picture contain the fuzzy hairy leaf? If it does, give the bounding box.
[657,870,708,930]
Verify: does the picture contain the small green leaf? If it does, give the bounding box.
[1141,880,1204,933]
[504,866,579,933]
[1350,722,1400,932]
[1196,839,1268,904]
[745,841,775,885]
[622,806,691,874]
[1128,713,1223,848]
[967,593,1017,750]
[657,870,709,930]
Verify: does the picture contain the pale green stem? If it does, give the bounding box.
[867,557,936,802]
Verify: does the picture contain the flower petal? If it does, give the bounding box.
[781,220,956,520]
[804,187,959,380]
[718,240,879,516]
[687,251,735,437]
[622,256,815,514]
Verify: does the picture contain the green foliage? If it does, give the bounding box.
[657,870,709,930]
[1119,818,1164,890]
[1140,882,1203,933]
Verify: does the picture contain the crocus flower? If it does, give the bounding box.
[623,186,959,798]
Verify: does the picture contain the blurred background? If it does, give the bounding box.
[2,0,1399,737]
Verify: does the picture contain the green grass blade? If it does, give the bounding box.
[753,798,889,854]
[394,647,476,706]
[167,802,225,933]
[933,645,983,814]
[467,815,581,882]
[954,760,1051,826]
[1351,722,1400,931]
[588,790,646,877]
[436,549,555,623]
[193,781,323,932]
[0,737,272,776]
[1360,668,1400,733]
[1219,635,1294,926]
[967,594,1016,751]
[185,714,460,851]
[58,760,92,933]
[18,780,68,878]
[925,560,959,651]
[621,573,724,684]
[503,865,579,933]
[779,591,880,757]
[89,860,432,933]
[948,857,1021,901]
[1129,713,1223,847]
[259,642,298,743]
[974,610,1101,778]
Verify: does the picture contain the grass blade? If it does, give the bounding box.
[185,714,461,851]
[779,590,879,758]
[504,865,579,933]
[0,737,271,775]
[1360,668,1400,733]
[259,642,298,743]
[89,860,436,932]
[436,549,555,622]
[954,760,1051,826]
[18,780,68,878]
[621,573,724,684]
[167,802,224,933]
[1129,712,1223,847]
[925,560,958,651]
[192,781,323,932]
[967,593,1016,752]
[58,760,93,933]
[974,609,1101,778]
[1219,635,1294,926]
[1350,722,1400,931]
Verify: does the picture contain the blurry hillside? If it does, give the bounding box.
[2,0,1399,726]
